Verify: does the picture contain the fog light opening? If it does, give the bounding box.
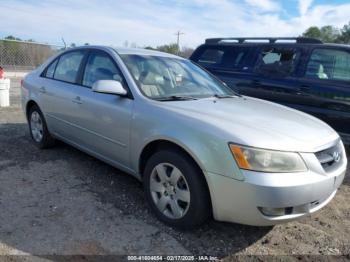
[258,206,293,217]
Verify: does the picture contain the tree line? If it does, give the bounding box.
[302,21,350,43]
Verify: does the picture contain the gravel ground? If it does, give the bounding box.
[0,79,349,261]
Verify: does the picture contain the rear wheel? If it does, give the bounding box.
[143,149,211,229]
[28,105,55,149]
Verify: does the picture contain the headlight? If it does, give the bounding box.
[229,144,307,173]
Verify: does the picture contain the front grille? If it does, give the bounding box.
[315,142,343,172]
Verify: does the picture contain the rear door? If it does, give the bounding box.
[297,47,350,136]
[36,58,59,115]
[41,50,87,141]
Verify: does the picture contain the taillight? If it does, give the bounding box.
[0,66,4,79]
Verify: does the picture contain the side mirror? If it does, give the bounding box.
[92,80,127,96]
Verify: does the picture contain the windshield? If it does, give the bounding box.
[120,54,236,100]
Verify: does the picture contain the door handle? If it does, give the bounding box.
[299,85,310,91]
[72,96,82,104]
[39,86,46,94]
[296,85,311,95]
[252,80,261,87]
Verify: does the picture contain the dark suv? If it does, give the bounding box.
[190,37,350,143]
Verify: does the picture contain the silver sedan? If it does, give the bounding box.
[21,46,347,229]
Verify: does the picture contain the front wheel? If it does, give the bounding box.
[143,149,211,229]
[28,105,55,149]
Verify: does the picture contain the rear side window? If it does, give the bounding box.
[54,51,85,83]
[82,52,123,87]
[195,47,249,70]
[305,49,350,82]
[255,47,299,77]
[45,59,58,78]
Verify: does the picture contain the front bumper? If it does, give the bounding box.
[205,156,346,226]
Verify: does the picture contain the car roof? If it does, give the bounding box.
[65,45,183,59]
[197,42,350,52]
[113,47,181,58]
[202,42,350,47]
[317,43,350,48]
[200,37,350,49]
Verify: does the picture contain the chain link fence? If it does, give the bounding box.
[0,39,64,71]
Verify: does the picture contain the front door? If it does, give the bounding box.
[70,50,134,169]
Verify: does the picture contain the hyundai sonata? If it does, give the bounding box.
[21,46,347,229]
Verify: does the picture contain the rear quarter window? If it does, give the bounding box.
[44,59,58,78]
[198,49,224,65]
[194,46,249,70]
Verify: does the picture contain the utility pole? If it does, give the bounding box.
[175,31,184,55]
[61,37,67,49]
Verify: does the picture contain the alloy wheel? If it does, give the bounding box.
[30,111,44,142]
[150,163,191,219]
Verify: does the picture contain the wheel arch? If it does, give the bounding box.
[26,100,39,120]
[138,138,213,215]
[138,139,205,177]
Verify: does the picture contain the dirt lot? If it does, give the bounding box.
[0,79,349,260]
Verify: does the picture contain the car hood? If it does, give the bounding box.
[158,96,339,152]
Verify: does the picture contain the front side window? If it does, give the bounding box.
[305,49,350,82]
[255,47,298,77]
[54,51,85,83]
[83,52,123,87]
[120,54,235,100]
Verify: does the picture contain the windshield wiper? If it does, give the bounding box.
[156,95,198,101]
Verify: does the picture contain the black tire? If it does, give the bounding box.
[28,105,55,149]
[143,149,211,229]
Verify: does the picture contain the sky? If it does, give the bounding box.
[0,0,350,48]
